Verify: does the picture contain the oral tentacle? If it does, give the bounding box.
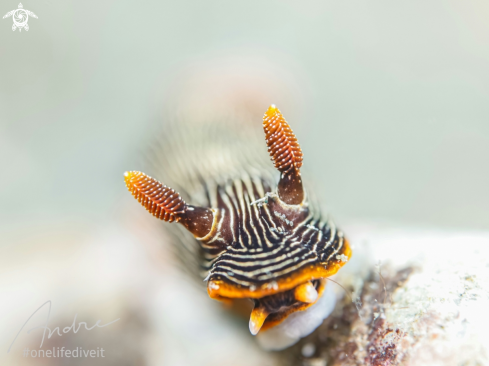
[249,306,269,336]
[294,281,318,303]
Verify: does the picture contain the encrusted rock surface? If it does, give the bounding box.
[275,224,489,366]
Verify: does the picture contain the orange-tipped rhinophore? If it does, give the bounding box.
[124,171,186,222]
[263,105,303,175]
[263,105,305,204]
[124,171,214,237]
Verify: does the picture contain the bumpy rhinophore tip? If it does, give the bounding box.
[262,105,305,204]
[124,171,186,222]
[265,104,278,116]
[263,105,303,175]
[124,171,214,237]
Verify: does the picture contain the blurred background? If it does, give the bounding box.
[1,0,488,365]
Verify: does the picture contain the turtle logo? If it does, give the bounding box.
[3,3,37,32]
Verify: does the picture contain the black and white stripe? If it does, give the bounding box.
[145,113,344,288]
[199,171,344,289]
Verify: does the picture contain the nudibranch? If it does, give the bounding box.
[124,105,351,347]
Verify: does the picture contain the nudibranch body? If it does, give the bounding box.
[124,105,351,348]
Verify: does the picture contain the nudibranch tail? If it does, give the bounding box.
[263,105,304,205]
[124,171,214,238]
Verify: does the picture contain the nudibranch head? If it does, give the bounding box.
[124,105,351,338]
[204,187,351,334]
